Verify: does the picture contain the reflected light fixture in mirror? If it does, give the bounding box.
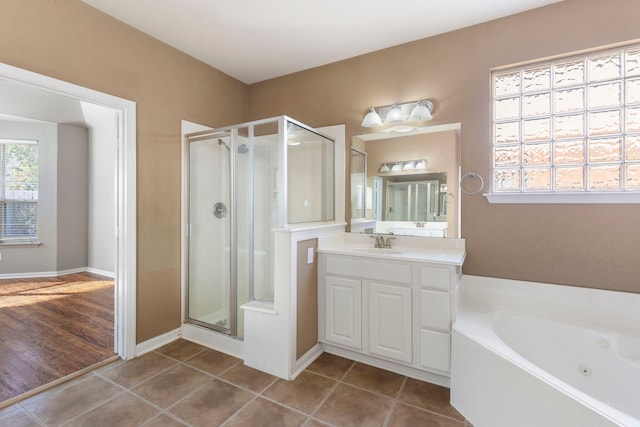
[361,99,434,131]
[379,159,428,173]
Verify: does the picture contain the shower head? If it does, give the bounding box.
[218,139,248,154]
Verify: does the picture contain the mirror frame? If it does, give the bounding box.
[349,122,461,238]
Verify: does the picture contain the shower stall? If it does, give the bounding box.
[184,116,335,341]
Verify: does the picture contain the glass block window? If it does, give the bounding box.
[492,44,640,193]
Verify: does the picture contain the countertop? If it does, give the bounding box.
[317,233,466,266]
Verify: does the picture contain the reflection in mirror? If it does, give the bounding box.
[379,173,446,221]
[350,123,460,238]
[350,148,366,220]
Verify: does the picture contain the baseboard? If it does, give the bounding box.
[85,267,115,278]
[0,267,87,280]
[0,266,115,280]
[322,343,451,388]
[292,344,323,380]
[135,328,181,357]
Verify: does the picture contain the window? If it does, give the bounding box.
[490,43,640,202]
[0,139,38,241]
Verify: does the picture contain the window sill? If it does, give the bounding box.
[0,241,42,247]
[484,192,640,204]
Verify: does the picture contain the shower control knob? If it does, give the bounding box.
[213,202,227,218]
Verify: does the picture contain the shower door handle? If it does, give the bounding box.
[213,202,227,218]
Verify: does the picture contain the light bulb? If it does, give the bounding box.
[385,105,406,124]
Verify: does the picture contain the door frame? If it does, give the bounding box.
[0,62,137,359]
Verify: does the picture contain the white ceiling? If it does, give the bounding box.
[81,0,563,84]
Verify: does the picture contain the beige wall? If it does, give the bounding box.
[2,0,640,346]
[248,0,640,293]
[0,0,248,342]
[296,239,318,360]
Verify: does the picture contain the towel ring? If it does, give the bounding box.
[460,172,485,195]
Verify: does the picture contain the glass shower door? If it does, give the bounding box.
[187,133,232,333]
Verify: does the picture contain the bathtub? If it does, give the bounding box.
[451,275,640,427]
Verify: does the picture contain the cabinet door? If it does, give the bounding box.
[368,282,412,363]
[419,329,450,373]
[324,276,362,349]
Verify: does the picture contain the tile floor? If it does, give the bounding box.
[0,339,471,426]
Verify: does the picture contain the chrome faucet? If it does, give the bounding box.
[383,236,397,248]
[370,234,385,248]
[370,234,396,248]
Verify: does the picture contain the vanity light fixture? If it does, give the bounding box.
[379,159,429,173]
[361,99,434,130]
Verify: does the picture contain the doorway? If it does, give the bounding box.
[0,63,136,402]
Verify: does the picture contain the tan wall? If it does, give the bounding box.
[296,239,318,360]
[0,0,248,342]
[248,0,640,293]
[3,0,640,347]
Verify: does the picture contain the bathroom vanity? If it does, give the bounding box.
[317,233,465,386]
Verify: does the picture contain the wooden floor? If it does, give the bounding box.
[0,272,115,403]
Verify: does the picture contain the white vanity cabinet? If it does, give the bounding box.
[319,251,460,384]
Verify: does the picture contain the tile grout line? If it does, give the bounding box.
[13,404,46,427]
[306,360,356,420]
[382,376,408,427]
[19,372,130,427]
[158,350,284,425]
[14,343,469,427]
[95,353,215,427]
[95,359,176,392]
[138,412,189,427]
[131,387,200,427]
[55,389,130,427]
[309,360,467,426]
[218,393,262,427]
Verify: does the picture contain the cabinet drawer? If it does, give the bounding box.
[419,329,450,373]
[326,256,411,285]
[419,289,450,331]
[418,265,451,291]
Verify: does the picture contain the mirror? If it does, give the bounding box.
[350,123,460,238]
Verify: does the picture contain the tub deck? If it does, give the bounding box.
[451,275,640,427]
